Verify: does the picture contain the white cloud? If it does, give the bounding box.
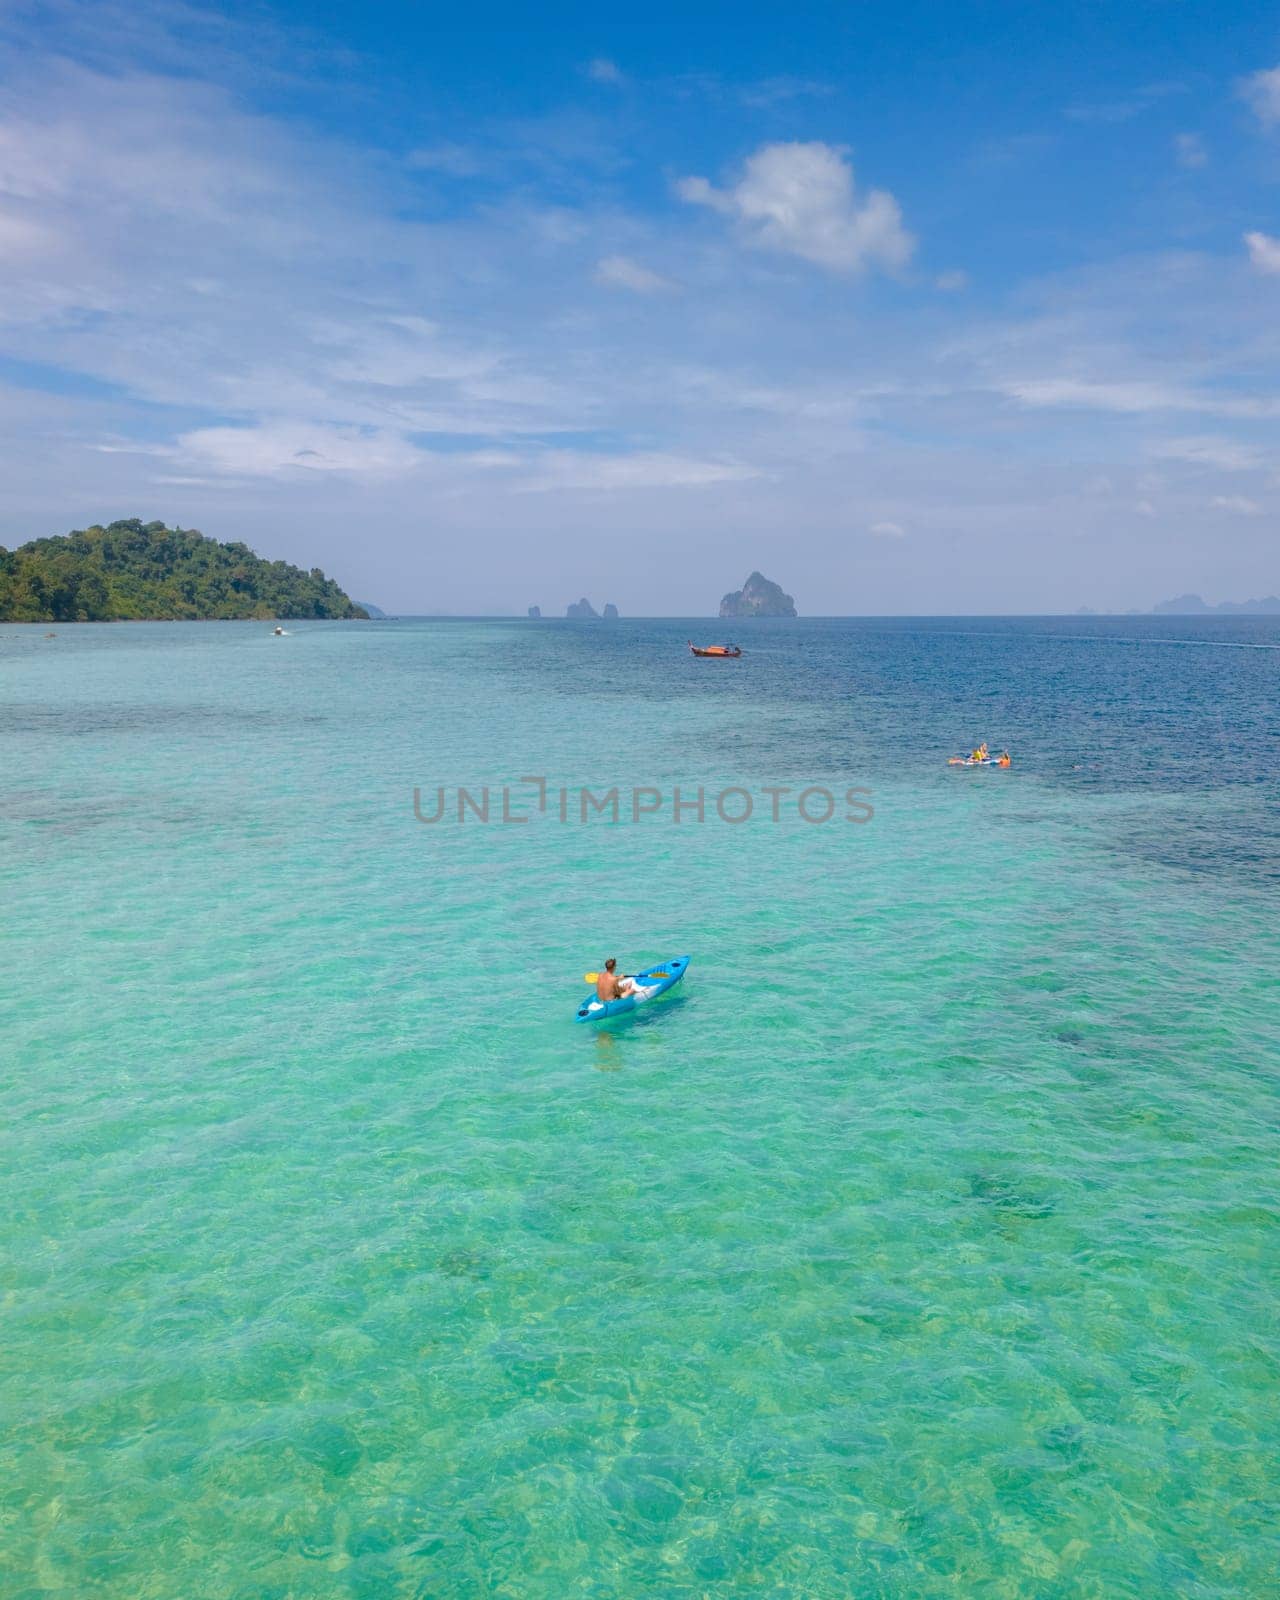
[738,77,832,110]
[162,439,758,496]
[935,269,968,292]
[1211,494,1262,515]
[676,141,914,274]
[594,254,676,294]
[586,58,623,85]
[1149,437,1262,472]
[1135,500,1156,517]
[1174,132,1207,169]
[1240,65,1280,128]
[317,315,499,387]
[0,63,621,448]
[1244,231,1280,274]
[1065,83,1184,126]
[514,450,759,492]
[177,422,424,477]
[1002,377,1188,413]
[869,520,905,538]
[1000,375,1280,419]
[0,206,59,261]
[1065,101,1139,125]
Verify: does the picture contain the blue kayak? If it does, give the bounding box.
[575,955,691,1023]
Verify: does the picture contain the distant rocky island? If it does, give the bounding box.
[356,601,388,618]
[527,605,542,618]
[0,519,367,622]
[1152,593,1280,616]
[719,571,797,618]
[1078,594,1280,617]
[564,598,619,619]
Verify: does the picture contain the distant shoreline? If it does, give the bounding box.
[8,612,1279,625]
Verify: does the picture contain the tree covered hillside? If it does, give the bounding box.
[0,519,368,622]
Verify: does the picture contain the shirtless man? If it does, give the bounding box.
[596,958,638,1002]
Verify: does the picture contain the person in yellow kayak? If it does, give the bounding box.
[597,958,639,1003]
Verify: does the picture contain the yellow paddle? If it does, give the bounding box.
[583,971,668,982]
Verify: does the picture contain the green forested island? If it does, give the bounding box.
[0,519,367,622]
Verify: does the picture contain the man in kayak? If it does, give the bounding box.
[597,958,638,1003]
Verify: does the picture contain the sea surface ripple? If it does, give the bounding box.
[2,616,1278,1597]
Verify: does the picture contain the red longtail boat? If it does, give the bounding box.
[688,640,743,658]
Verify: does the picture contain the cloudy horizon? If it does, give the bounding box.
[2,0,1278,615]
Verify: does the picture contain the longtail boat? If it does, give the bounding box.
[688,640,742,658]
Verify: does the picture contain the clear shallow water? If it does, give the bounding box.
[2,615,1278,1598]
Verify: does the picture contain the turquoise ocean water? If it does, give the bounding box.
[3,615,1278,1598]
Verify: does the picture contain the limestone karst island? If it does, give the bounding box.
[719,571,798,618]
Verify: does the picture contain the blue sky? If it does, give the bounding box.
[1,0,1278,613]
